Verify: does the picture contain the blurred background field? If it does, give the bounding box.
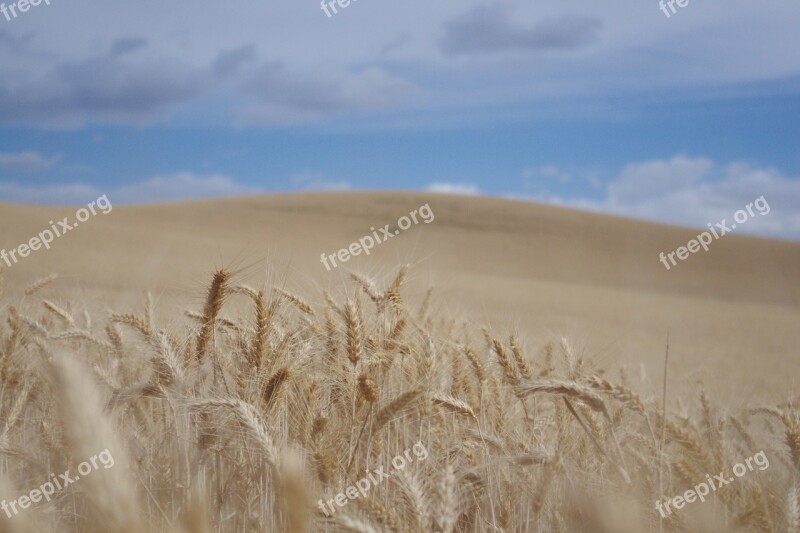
[2,191,798,406]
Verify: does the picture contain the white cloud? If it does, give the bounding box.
[425,182,480,195]
[290,170,350,191]
[0,173,257,205]
[0,181,99,204]
[239,65,421,126]
[549,155,800,240]
[609,155,714,203]
[113,173,256,204]
[523,164,572,184]
[0,151,61,172]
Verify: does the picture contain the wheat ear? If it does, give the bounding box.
[517,380,630,482]
[251,290,279,370]
[196,269,229,363]
[509,335,532,380]
[111,312,152,338]
[344,298,363,367]
[374,388,422,433]
[24,273,58,296]
[274,287,315,315]
[42,299,75,327]
[433,393,476,417]
[350,272,384,307]
[263,366,290,409]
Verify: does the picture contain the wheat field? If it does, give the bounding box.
[0,263,797,532]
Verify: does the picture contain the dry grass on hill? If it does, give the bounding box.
[0,265,798,532]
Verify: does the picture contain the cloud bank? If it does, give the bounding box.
[538,155,800,239]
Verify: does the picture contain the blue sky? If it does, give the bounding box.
[1,0,798,239]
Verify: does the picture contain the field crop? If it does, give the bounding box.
[0,265,797,532]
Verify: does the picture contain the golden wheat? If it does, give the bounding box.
[0,267,793,532]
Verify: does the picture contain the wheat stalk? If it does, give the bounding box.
[509,335,532,380]
[196,269,229,362]
[374,388,422,433]
[42,299,75,327]
[350,272,384,307]
[263,366,290,409]
[24,273,58,296]
[111,312,152,338]
[274,287,315,315]
[345,298,363,367]
[433,393,476,417]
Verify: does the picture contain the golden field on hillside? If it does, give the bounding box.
[0,192,798,532]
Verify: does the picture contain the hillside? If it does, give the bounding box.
[1,192,798,404]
